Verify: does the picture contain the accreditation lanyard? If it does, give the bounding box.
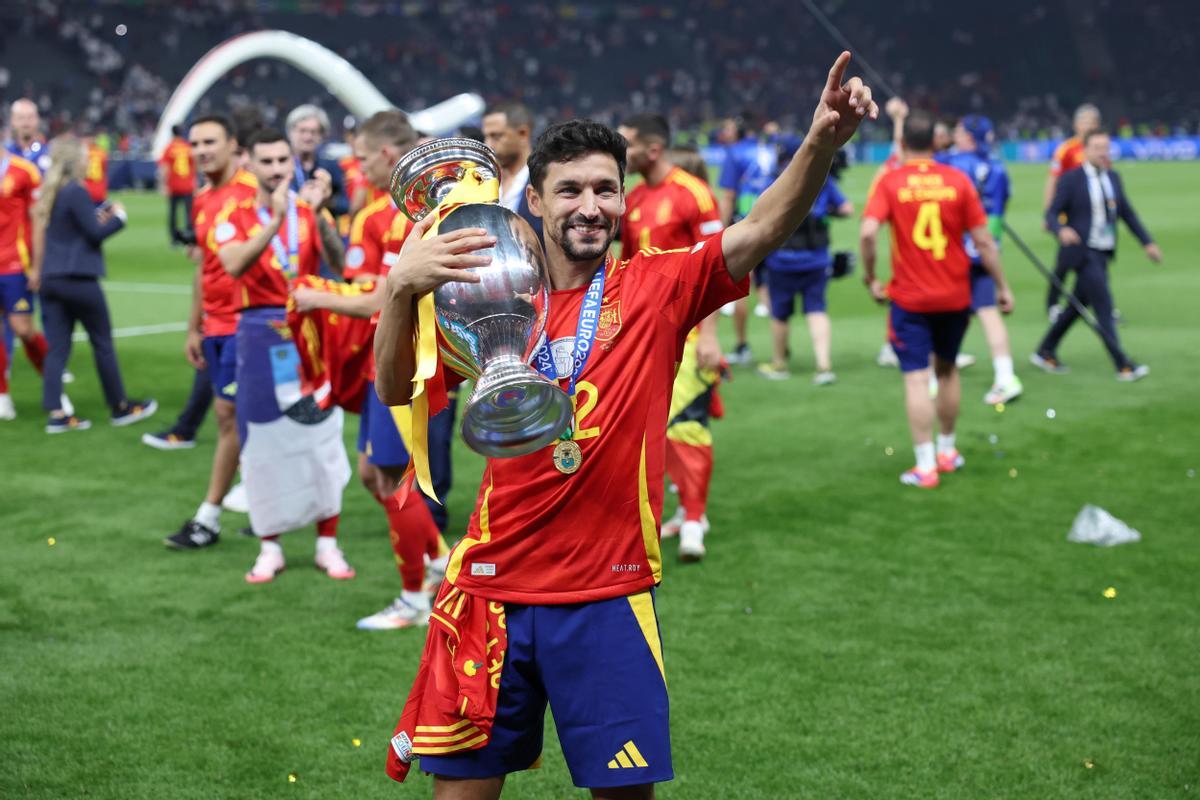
[257,199,299,275]
[293,157,307,191]
[0,154,9,187]
[532,259,607,430]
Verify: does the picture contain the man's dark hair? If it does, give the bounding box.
[621,113,670,145]
[902,109,936,152]
[484,101,534,131]
[358,109,417,149]
[189,114,235,141]
[171,124,185,137]
[230,106,265,150]
[528,119,626,193]
[1083,128,1110,145]
[458,125,485,143]
[245,127,289,153]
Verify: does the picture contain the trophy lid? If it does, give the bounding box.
[390,137,502,223]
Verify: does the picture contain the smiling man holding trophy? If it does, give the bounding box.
[377,52,877,800]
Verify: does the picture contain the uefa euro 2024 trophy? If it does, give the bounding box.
[390,137,574,459]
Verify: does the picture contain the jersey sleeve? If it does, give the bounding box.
[345,208,382,280]
[687,183,723,241]
[213,204,248,248]
[862,176,892,222]
[1049,142,1067,177]
[632,229,748,346]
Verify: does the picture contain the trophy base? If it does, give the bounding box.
[462,359,574,458]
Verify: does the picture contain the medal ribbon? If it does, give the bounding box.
[531,258,607,438]
[257,197,299,275]
[408,167,500,500]
[293,157,307,192]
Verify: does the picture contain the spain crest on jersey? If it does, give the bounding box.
[596,297,622,343]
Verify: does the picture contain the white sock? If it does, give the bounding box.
[993,355,1014,385]
[402,589,431,610]
[914,442,936,472]
[428,553,449,571]
[936,433,956,455]
[261,538,283,556]
[315,536,339,554]
[194,501,221,531]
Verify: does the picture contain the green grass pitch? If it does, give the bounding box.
[1,161,1196,799]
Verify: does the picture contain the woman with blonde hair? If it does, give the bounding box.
[30,135,156,432]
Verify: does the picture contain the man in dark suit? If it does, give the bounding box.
[482,102,543,241]
[1032,129,1162,381]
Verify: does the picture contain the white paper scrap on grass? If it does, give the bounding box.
[1067,505,1142,547]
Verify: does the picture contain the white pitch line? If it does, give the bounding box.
[105,281,193,295]
[72,321,189,342]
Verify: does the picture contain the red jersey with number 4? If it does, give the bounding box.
[1050,137,1085,178]
[84,142,108,203]
[620,166,722,257]
[863,158,987,313]
[159,137,196,196]
[0,155,40,275]
[441,231,747,604]
[344,195,413,281]
[215,195,321,308]
[193,169,258,336]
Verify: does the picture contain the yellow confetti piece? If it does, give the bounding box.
[1083,758,1095,769]
[352,738,361,747]
[884,447,894,456]
[995,402,1006,413]
[288,773,297,783]
[48,537,57,546]
[1103,587,1117,599]
[1008,468,1018,478]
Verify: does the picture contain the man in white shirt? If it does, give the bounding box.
[1033,130,1162,380]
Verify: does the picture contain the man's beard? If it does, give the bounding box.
[556,215,616,261]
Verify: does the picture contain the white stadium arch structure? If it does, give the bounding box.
[152,30,483,158]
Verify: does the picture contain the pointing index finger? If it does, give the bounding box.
[826,51,851,92]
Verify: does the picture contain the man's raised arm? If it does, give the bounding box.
[721,52,877,282]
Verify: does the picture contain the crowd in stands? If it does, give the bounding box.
[2,0,1197,153]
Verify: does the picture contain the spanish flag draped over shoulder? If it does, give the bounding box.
[286,275,377,413]
[407,168,499,500]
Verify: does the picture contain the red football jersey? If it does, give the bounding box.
[863,158,987,313]
[344,195,412,281]
[621,165,723,257]
[193,169,258,336]
[159,137,196,196]
[340,155,368,205]
[215,193,322,308]
[0,155,40,275]
[442,231,747,604]
[1050,137,1085,178]
[84,142,108,203]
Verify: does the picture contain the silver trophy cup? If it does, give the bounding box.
[391,137,573,458]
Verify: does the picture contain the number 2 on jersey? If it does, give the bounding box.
[912,201,948,260]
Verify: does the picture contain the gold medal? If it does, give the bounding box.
[552,439,583,475]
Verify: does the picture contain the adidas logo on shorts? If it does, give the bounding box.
[607,740,648,769]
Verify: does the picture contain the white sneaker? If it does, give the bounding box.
[956,353,977,369]
[245,546,286,584]
[222,482,249,514]
[753,303,770,318]
[356,596,431,630]
[60,393,74,417]
[678,520,706,562]
[876,343,899,368]
[315,543,356,580]
[812,370,836,386]
[984,375,1024,405]
[661,507,685,538]
[0,394,15,421]
[62,370,75,384]
[423,553,448,595]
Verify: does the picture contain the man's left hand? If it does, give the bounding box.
[808,51,878,154]
[1145,243,1163,263]
[696,329,723,371]
[866,277,888,305]
[292,285,326,313]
